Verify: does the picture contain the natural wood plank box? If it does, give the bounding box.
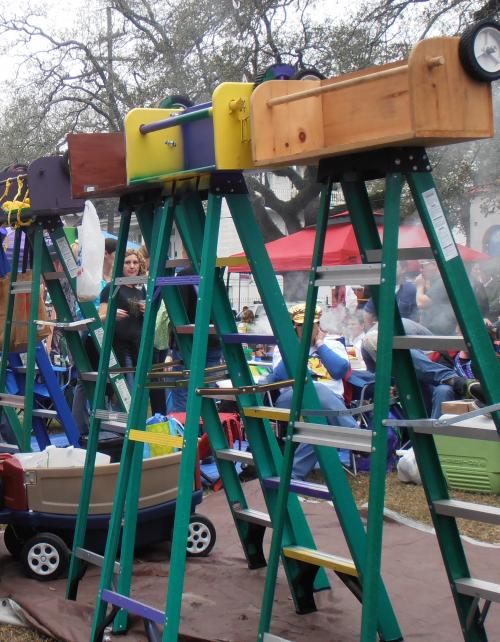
[250,37,494,167]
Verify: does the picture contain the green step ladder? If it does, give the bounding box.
[259,147,500,642]
[77,173,401,642]
[0,181,130,453]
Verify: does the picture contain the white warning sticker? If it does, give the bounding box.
[114,377,131,411]
[422,188,458,262]
[56,237,79,277]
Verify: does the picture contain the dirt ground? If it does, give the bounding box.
[1,472,499,641]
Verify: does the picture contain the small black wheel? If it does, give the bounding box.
[254,63,296,84]
[186,514,216,557]
[21,533,69,581]
[292,67,325,81]
[157,95,194,110]
[459,19,500,82]
[3,525,31,559]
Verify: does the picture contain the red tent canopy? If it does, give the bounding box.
[229,223,488,272]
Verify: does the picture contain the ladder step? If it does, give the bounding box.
[395,414,500,441]
[455,578,500,603]
[433,499,500,525]
[11,281,32,293]
[197,379,294,398]
[75,547,121,574]
[221,333,278,344]
[114,275,148,285]
[175,324,216,335]
[0,395,58,418]
[155,275,200,287]
[129,429,183,449]
[43,271,66,281]
[264,476,331,501]
[393,335,467,351]
[293,422,373,452]
[216,448,254,463]
[101,589,165,625]
[263,634,293,642]
[100,422,126,434]
[95,409,129,424]
[32,408,58,419]
[0,394,25,409]
[315,263,381,286]
[34,317,96,330]
[365,247,434,262]
[283,545,358,577]
[233,507,272,527]
[243,406,290,421]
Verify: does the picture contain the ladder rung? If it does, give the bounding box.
[293,422,373,451]
[80,371,99,382]
[283,545,358,577]
[11,281,32,293]
[101,589,165,625]
[365,247,434,262]
[263,634,293,642]
[0,394,25,409]
[129,429,183,449]
[215,256,249,267]
[32,408,58,419]
[315,263,381,286]
[409,416,500,441]
[197,379,294,397]
[100,422,126,434]
[243,406,290,421]
[43,271,66,281]
[455,578,500,603]
[114,275,148,285]
[155,275,200,287]
[75,547,121,574]
[433,499,500,525]
[264,476,331,501]
[233,507,272,527]
[175,324,216,334]
[393,335,467,351]
[216,448,254,463]
[221,333,278,344]
[95,409,129,424]
[34,317,95,330]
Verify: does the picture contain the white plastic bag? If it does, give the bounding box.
[76,200,104,302]
[396,447,422,485]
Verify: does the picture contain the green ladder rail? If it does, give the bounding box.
[83,176,335,641]
[257,171,403,642]
[260,146,500,642]
[0,217,131,454]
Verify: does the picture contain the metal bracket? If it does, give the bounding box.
[317,147,432,182]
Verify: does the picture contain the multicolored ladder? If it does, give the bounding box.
[259,147,500,642]
[78,174,401,642]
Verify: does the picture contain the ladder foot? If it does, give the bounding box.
[92,605,119,642]
[245,523,267,569]
[144,620,162,642]
[66,561,88,601]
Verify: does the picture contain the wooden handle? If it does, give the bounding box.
[266,64,409,108]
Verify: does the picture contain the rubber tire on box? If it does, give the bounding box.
[3,525,29,559]
[157,95,194,110]
[292,67,326,81]
[21,532,69,581]
[186,514,216,557]
[459,19,500,82]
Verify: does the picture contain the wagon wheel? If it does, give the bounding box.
[186,514,216,557]
[3,525,34,559]
[459,19,500,82]
[21,532,70,581]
